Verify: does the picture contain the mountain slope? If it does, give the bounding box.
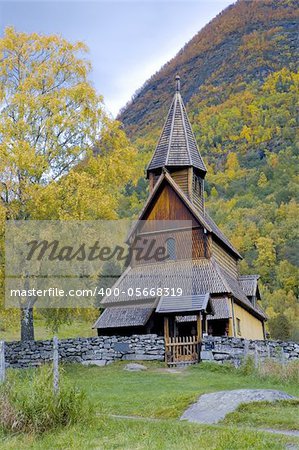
[119,0,298,137]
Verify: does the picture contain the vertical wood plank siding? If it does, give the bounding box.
[170,169,189,196]
[212,240,238,277]
[192,173,204,214]
[145,183,198,223]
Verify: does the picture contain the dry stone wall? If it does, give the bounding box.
[4,335,165,368]
[201,336,299,365]
[2,335,299,368]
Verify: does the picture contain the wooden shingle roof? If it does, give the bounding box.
[99,259,266,321]
[156,293,210,314]
[238,275,259,297]
[175,296,232,322]
[207,296,231,320]
[93,307,153,329]
[147,76,207,175]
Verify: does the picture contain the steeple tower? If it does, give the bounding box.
[147,76,207,214]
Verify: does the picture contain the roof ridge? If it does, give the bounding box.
[146,95,175,172]
[204,212,242,259]
[178,92,192,165]
[238,274,260,279]
[181,99,207,172]
[210,257,232,294]
[166,93,178,165]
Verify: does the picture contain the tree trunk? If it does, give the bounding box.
[21,307,35,341]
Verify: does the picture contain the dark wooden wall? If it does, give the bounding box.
[144,182,197,223]
[131,181,211,266]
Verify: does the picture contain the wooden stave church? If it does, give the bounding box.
[94,76,267,342]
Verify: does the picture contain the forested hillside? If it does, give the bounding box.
[118,0,299,340]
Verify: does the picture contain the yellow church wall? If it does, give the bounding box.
[233,302,264,340]
[228,318,234,337]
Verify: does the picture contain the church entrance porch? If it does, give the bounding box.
[163,314,202,366]
[155,293,213,366]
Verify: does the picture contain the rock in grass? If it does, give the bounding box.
[124,363,147,371]
[181,389,297,424]
[81,360,107,367]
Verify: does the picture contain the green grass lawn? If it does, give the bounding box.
[66,361,299,419]
[1,361,298,449]
[1,418,298,450]
[1,318,97,342]
[223,399,299,431]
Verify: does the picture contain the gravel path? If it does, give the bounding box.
[261,428,299,437]
[180,389,296,424]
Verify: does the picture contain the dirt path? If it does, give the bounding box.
[261,429,299,437]
[107,413,299,439]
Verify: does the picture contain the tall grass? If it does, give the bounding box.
[0,365,94,434]
[240,356,299,384]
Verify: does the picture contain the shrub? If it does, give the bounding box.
[0,365,94,434]
[239,355,255,376]
[268,314,291,340]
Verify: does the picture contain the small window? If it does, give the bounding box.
[193,175,202,198]
[166,238,176,260]
[198,179,202,197]
[193,176,198,191]
[236,318,241,336]
[251,296,256,308]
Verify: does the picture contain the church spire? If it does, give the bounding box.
[147,76,206,214]
[146,76,207,177]
[175,74,181,92]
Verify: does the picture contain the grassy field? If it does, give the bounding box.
[0,361,298,449]
[223,399,299,431]
[1,318,97,342]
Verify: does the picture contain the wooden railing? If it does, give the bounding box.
[165,336,199,366]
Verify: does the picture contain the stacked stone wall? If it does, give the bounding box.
[4,335,164,368]
[201,336,299,365]
[3,335,298,368]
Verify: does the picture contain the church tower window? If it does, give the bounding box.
[166,237,176,260]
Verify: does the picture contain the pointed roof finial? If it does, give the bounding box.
[175,75,180,92]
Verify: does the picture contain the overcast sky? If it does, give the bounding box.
[0,0,233,116]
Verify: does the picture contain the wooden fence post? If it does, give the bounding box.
[244,340,249,360]
[281,347,286,366]
[254,344,259,369]
[0,341,5,383]
[53,336,59,395]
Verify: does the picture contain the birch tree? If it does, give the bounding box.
[0,28,104,340]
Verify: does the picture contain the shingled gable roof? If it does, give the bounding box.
[127,170,242,259]
[98,258,266,321]
[156,293,211,314]
[147,76,207,176]
[238,275,260,298]
[93,307,153,329]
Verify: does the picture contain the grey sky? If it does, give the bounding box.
[0,1,233,116]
